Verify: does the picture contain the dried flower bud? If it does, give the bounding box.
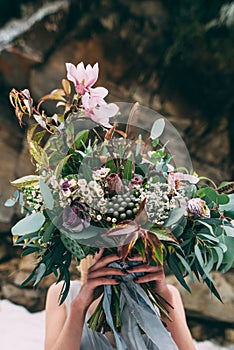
[187,198,210,218]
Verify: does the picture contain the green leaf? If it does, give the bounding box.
[10,175,40,189]
[106,158,117,173]
[74,129,89,149]
[39,178,54,210]
[21,246,41,256]
[197,187,218,202]
[167,254,190,292]
[150,226,178,243]
[175,252,194,282]
[150,118,165,139]
[194,245,205,269]
[82,163,93,182]
[196,220,215,236]
[34,130,47,143]
[43,222,56,243]
[221,236,234,264]
[60,231,86,259]
[219,194,234,212]
[12,212,45,236]
[29,141,49,166]
[224,225,234,237]
[27,124,38,144]
[54,154,72,179]
[213,246,223,270]
[164,208,185,227]
[34,263,46,285]
[217,194,229,205]
[123,157,132,181]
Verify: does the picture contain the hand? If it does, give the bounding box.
[126,254,170,297]
[74,249,127,311]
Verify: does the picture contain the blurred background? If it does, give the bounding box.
[0,0,233,348]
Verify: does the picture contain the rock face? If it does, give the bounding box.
[0,0,233,345]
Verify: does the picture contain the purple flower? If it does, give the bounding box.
[187,198,210,218]
[107,173,123,193]
[62,201,90,233]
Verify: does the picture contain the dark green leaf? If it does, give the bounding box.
[34,263,46,285]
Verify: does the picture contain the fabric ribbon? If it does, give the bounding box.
[101,261,179,350]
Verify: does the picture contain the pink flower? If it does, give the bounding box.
[66,62,99,95]
[168,172,199,192]
[85,102,119,128]
[82,89,108,110]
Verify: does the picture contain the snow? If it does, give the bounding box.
[0,299,233,350]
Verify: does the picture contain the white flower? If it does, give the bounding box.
[78,178,87,187]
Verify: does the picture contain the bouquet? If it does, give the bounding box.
[6,62,234,335]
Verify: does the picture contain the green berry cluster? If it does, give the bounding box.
[105,192,140,223]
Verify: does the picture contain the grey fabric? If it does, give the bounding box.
[65,279,178,350]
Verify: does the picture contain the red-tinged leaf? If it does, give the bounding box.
[147,231,164,264]
[118,231,139,261]
[102,221,139,237]
[135,198,148,226]
[62,79,71,96]
[38,89,66,107]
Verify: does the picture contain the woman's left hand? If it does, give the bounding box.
[126,254,169,297]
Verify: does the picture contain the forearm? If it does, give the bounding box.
[48,300,87,350]
[159,285,196,350]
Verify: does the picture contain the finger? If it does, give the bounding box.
[134,272,164,284]
[89,254,120,272]
[88,267,128,279]
[127,254,142,261]
[126,264,164,274]
[87,277,120,289]
[94,248,105,263]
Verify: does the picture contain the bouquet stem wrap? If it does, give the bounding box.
[88,261,178,350]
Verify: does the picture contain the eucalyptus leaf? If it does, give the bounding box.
[12,212,45,236]
[217,194,229,205]
[224,225,234,237]
[150,118,165,139]
[164,208,185,227]
[175,252,194,282]
[219,194,234,212]
[213,246,224,270]
[196,220,215,236]
[39,178,54,210]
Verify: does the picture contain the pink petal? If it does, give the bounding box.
[66,63,77,85]
[81,92,90,109]
[86,63,99,87]
[89,86,108,101]
[76,62,86,83]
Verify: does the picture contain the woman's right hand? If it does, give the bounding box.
[72,249,126,312]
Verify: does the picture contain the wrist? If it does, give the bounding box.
[70,295,90,315]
